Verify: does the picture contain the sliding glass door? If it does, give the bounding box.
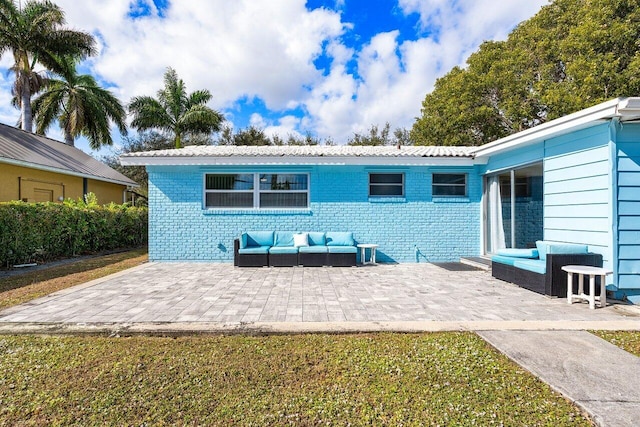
[484,163,543,253]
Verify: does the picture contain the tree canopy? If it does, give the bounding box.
[347,123,411,146]
[128,67,225,149]
[411,0,640,146]
[32,56,127,148]
[0,0,96,132]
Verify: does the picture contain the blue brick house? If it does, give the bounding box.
[121,97,640,303]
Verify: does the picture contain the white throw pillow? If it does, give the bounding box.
[293,232,309,247]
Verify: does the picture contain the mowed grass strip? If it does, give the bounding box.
[0,333,591,426]
[0,248,148,310]
[592,331,640,357]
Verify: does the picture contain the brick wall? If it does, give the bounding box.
[148,164,482,263]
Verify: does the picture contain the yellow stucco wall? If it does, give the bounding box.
[87,179,126,204]
[0,163,127,204]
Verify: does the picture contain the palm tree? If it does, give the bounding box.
[0,0,95,132]
[128,67,225,148]
[31,56,127,148]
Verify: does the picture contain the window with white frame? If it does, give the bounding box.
[205,173,309,209]
[369,173,404,197]
[432,173,467,197]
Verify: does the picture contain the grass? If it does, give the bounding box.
[0,333,591,426]
[0,248,148,310]
[591,331,640,357]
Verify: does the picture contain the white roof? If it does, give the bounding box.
[120,97,640,168]
[120,145,476,166]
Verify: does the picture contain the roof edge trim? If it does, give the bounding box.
[472,97,636,159]
[120,155,476,167]
[1,158,139,188]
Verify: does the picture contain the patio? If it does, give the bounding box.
[0,262,636,326]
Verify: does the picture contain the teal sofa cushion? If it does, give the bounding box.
[299,245,328,254]
[548,243,588,255]
[269,246,298,254]
[491,255,518,266]
[238,246,270,254]
[496,248,539,259]
[536,240,588,261]
[326,232,354,246]
[244,231,274,247]
[327,246,357,254]
[513,259,546,275]
[307,232,326,246]
[535,241,548,261]
[274,231,295,247]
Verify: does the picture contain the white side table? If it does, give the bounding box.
[562,265,612,309]
[357,244,379,265]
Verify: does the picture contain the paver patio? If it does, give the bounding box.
[0,262,637,325]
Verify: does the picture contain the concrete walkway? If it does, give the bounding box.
[1,262,640,425]
[480,331,640,427]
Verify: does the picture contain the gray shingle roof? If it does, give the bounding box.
[121,144,475,159]
[0,123,137,186]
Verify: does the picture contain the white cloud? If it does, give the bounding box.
[57,0,345,111]
[0,0,548,149]
[249,113,266,128]
[302,0,548,140]
[264,115,304,140]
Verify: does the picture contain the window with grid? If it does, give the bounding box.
[259,174,308,208]
[205,173,308,209]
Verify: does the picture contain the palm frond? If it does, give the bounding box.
[128,67,225,147]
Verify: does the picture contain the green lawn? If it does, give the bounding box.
[0,248,148,310]
[591,331,640,357]
[0,333,591,426]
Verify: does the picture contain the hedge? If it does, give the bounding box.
[0,197,148,268]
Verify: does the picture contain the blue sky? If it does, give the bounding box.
[0,0,547,157]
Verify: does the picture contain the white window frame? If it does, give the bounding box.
[368,172,405,197]
[204,173,310,209]
[432,173,468,197]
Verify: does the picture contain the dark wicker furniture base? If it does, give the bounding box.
[234,239,357,267]
[492,253,603,297]
[298,252,327,267]
[269,253,299,267]
[233,239,268,267]
[327,253,357,267]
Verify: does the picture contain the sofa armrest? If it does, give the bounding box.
[545,253,603,297]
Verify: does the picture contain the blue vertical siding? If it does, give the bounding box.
[543,123,613,267]
[616,123,640,293]
[147,164,482,263]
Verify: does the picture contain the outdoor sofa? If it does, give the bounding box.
[234,231,357,267]
[491,241,603,297]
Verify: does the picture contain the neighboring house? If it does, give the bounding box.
[121,97,640,304]
[0,123,138,204]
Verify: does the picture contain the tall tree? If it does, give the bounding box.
[128,67,225,149]
[31,57,127,148]
[411,0,640,146]
[0,0,95,132]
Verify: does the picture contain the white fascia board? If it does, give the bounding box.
[472,98,625,160]
[618,97,640,112]
[1,157,140,188]
[120,155,476,167]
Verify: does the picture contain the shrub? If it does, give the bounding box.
[0,195,147,268]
